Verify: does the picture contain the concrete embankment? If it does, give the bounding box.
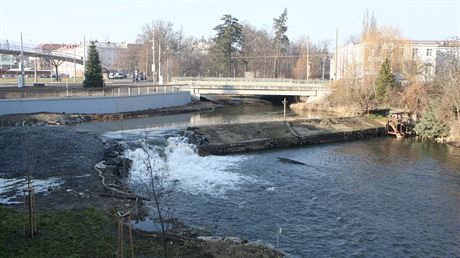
[186,117,387,155]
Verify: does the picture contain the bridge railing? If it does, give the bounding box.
[0,42,83,61]
[172,77,331,90]
[173,77,328,85]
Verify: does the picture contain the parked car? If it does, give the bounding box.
[109,72,126,79]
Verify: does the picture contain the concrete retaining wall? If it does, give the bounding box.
[0,92,191,115]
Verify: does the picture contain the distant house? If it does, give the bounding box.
[330,40,456,83]
[56,41,142,78]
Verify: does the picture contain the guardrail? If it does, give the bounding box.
[0,84,183,99]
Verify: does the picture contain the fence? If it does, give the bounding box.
[0,85,184,99]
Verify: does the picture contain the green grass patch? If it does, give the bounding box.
[0,207,115,258]
[0,206,283,257]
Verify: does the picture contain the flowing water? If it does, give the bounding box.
[78,99,460,257]
[104,128,460,257]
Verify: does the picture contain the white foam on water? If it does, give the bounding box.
[125,136,253,197]
[103,127,179,140]
[0,177,64,204]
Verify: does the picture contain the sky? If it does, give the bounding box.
[1,0,459,46]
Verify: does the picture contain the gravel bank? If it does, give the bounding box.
[0,126,104,178]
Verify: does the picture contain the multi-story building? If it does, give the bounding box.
[330,40,454,83]
[56,41,142,77]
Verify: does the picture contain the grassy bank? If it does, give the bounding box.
[0,206,282,257]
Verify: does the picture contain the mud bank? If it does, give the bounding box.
[187,116,387,155]
[0,100,221,128]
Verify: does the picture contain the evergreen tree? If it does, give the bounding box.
[414,105,450,138]
[210,14,243,76]
[375,58,394,103]
[83,41,104,87]
[273,8,289,77]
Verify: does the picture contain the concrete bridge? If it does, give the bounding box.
[172,77,333,100]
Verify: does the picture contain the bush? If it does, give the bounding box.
[414,106,450,138]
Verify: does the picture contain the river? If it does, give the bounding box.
[76,100,460,257]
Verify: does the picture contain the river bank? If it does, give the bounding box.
[0,100,222,128]
[187,116,387,155]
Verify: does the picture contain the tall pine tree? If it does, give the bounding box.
[211,15,243,77]
[83,41,104,88]
[273,8,289,78]
[375,58,394,103]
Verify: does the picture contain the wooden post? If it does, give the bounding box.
[117,211,134,258]
[23,186,37,238]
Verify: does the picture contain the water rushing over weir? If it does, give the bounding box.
[104,128,460,257]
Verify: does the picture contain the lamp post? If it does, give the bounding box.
[18,32,25,88]
[322,56,326,81]
[152,34,156,84]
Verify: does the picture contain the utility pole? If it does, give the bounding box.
[152,33,156,84]
[18,32,25,88]
[34,57,38,83]
[83,35,86,79]
[73,46,76,83]
[145,44,148,78]
[166,45,169,83]
[158,39,162,84]
[322,56,326,81]
[335,28,339,81]
[306,36,310,83]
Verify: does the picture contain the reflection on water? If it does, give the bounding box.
[73,98,334,133]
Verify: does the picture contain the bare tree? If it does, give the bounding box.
[137,140,176,258]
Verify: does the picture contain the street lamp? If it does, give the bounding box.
[322,56,326,81]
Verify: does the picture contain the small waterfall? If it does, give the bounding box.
[105,128,253,197]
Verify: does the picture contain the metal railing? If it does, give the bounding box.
[0,85,182,99]
[0,42,83,61]
[173,77,329,84]
[172,77,331,91]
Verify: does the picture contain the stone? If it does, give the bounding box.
[223,236,243,244]
[197,236,222,242]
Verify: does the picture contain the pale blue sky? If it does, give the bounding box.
[1,0,459,46]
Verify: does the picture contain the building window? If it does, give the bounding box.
[412,48,418,58]
[426,48,433,57]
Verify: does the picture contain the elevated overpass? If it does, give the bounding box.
[0,42,84,64]
[172,77,333,101]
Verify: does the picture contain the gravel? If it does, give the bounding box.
[0,126,104,178]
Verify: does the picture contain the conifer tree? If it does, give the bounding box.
[273,8,289,77]
[211,15,243,76]
[375,58,394,103]
[83,41,104,87]
[414,105,450,138]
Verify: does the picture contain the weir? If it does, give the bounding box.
[186,116,387,155]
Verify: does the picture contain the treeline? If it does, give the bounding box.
[117,9,330,80]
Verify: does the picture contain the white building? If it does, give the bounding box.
[57,42,141,77]
[330,40,453,82]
